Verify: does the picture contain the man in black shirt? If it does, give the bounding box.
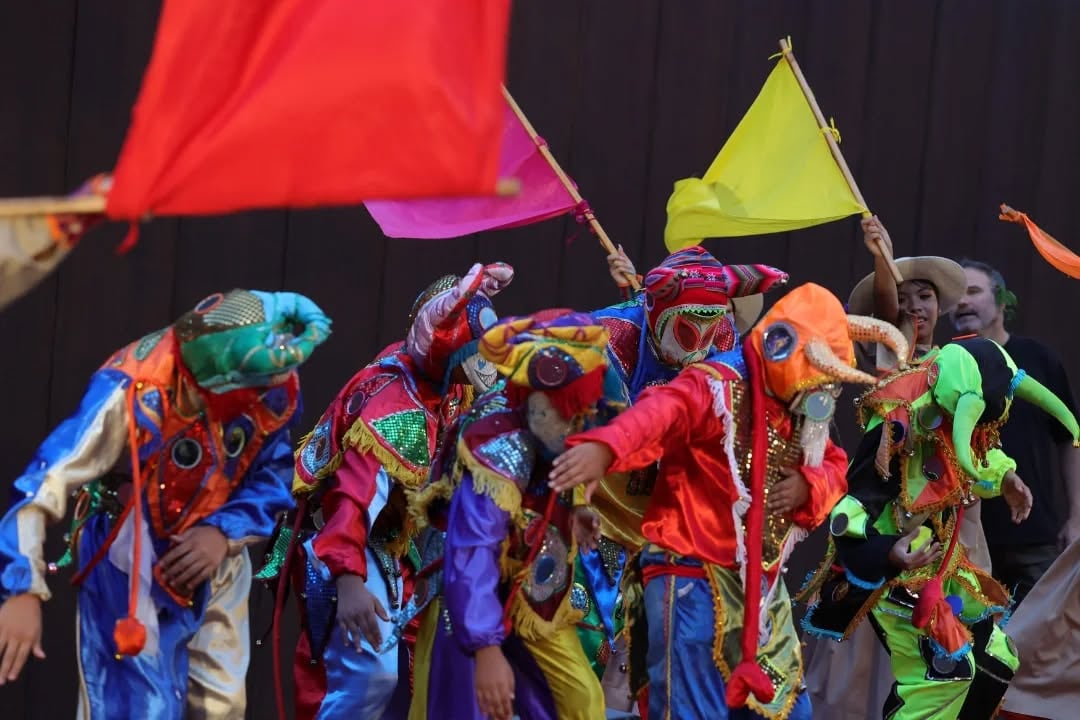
[951,259,1080,604]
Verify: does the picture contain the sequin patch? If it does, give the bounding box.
[299,419,334,478]
[370,409,431,467]
[133,328,167,361]
[599,317,641,376]
[472,431,535,487]
[304,556,337,660]
[570,583,590,612]
[522,525,569,603]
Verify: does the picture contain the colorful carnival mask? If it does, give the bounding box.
[405,262,512,392]
[480,309,610,450]
[175,289,331,393]
[643,246,788,366]
[930,338,1080,481]
[747,283,910,465]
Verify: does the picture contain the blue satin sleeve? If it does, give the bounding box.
[199,424,296,544]
[0,369,130,599]
[444,472,509,653]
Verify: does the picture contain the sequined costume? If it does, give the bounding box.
[801,338,1079,719]
[414,310,617,720]
[0,290,330,720]
[285,263,511,720]
[565,284,907,720]
[581,247,788,695]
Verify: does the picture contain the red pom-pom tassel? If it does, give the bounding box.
[726,660,775,707]
[114,617,147,657]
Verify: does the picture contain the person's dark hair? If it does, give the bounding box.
[958,258,1018,322]
[905,278,939,297]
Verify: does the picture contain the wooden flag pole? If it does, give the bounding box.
[501,86,641,291]
[777,38,903,284]
[0,194,107,218]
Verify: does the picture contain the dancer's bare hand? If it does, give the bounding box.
[607,245,637,288]
[336,574,388,651]
[1002,471,1033,524]
[0,594,45,684]
[888,527,942,570]
[572,506,601,552]
[861,216,894,261]
[159,525,229,594]
[475,645,515,720]
[767,467,810,517]
[549,442,613,501]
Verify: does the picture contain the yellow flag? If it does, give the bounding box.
[664,58,867,252]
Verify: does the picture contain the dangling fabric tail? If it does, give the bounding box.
[273,496,307,720]
[726,346,776,707]
[912,505,970,656]
[114,383,147,657]
[116,221,141,255]
[1000,204,1080,279]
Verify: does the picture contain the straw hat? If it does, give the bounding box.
[847,256,967,316]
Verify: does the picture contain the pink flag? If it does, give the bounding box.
[365,101,579,238]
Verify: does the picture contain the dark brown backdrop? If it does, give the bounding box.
[2,1,1079,717]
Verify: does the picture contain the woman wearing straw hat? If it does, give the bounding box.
[803,217,992,720]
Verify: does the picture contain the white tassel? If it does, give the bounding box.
[708,377,749,580]
[799,416,830,468]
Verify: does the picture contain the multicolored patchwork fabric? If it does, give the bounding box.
[175,289,330,392]
[293,350,440,494]
[642,246,787,335]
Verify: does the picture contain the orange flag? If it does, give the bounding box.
[999,204,1080,279]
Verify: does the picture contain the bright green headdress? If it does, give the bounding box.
[931,338,1079,481]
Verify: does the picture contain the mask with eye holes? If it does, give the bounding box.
[643,246,789,367]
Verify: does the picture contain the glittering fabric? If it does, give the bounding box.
[599,316,641,378]
[520,521,570,604]
[253,525,293,581]
[730,382,804,571]
[570,583,590,612]
[298,418,334,481]
[370,409,431,467]
[304,550,338,661]
[133,328,167,361]
[597,536,624,584]
[174,290,266,342]
[471,430,535,488]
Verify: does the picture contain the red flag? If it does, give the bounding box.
[106,0,511,221]
[1000,204,1080,279]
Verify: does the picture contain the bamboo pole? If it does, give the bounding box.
[501,86,641,291]
[0,194,106,217]
[777,38,904,284]
[0,179,517,218]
